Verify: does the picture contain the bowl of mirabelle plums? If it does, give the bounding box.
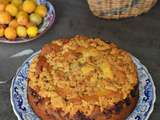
[0,0,55,43]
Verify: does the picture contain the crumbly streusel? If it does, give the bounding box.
[28,35,138,116]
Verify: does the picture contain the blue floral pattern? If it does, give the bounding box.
[0,0,55,44]
[10,52,156,120]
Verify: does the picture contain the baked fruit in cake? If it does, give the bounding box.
[27,35,138,120]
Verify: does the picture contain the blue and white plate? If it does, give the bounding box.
[10,52,156,120]
[0,0,55,44]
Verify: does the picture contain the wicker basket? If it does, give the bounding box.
[87,0,157,19]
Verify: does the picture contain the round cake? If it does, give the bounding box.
[27,35,138,120]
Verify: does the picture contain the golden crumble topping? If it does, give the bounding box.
[28,35,138,116]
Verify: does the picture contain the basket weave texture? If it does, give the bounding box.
[87,0,157,19]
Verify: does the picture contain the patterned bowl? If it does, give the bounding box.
[10,52,156,120]
[0,0,55,44]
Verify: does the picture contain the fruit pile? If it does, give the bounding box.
[0,0,47,40]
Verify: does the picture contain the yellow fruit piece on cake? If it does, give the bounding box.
[99,62,113,79]
[81,64,94,74]
[83,48,98,57]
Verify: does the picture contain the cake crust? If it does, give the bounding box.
[28,85,138,120]
[27,35,138,120]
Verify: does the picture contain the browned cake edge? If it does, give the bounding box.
[27,84,138,120]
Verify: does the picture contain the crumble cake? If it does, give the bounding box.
[27,35,138,120]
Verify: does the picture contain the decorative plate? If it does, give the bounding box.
[10,51,156,120]
[0,0,55,44]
